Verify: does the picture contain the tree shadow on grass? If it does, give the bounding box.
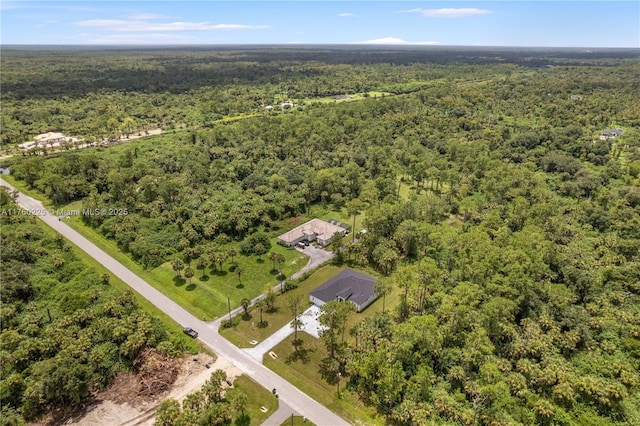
[285,346,313,364]
[319,357,341,384]
[173,276,186,286]
[186,283,196,291]
[236,283,245,289]
[213,270,228,277]
[256,258,265,264]
[199,275,210,282]
[269,269,279,275]
[234,414,250,426]
[241,313,252,321]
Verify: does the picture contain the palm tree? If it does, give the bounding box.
[275,253,286,277]
[184,266,194,285]
[227,248,236,265]
[171,258,184,277]
[255,298,267,326]
[208,250,219,272]
[347,198,364,243]
[291,317,303,350]
[197,256,207,278]
[235,266,244,286]
[268,252,277,270]
[231,392,248,417]
[254,243,265,259]
[374,278,393,313]
[263,285,276,312]
[240,297,251,315]
[288,294,303,350]
[208,251,227,272]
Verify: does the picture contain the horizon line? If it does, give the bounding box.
[2,43,638,49]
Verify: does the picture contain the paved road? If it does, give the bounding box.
[0,179,349,426]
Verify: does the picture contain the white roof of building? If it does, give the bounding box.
[278,218,346,244]
[34,132,66,142]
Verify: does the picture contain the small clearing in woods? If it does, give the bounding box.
[36,351,241,426]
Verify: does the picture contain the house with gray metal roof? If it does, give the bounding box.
[309,268,377,312]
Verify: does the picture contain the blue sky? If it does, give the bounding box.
[1,1,638,47]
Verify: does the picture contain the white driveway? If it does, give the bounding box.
[243,305,326,362]
[0,179,348,426]
[292,245,334,279]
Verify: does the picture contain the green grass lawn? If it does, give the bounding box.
[222,262,404,424]
[264,332,385,426]
[226,375,279,425]
[221,261,403,348]
[22,211,204,355]
[60,214,308,320]
[150,242,306,321]
[398,177,413,201]
[280,416,316,426]
[309,204,367,239]
[5,171,311,320]
[220,265,346,347]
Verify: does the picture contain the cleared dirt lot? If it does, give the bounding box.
[59,353,241,426]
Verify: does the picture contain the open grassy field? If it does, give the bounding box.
[220,265,346,347]
[264,332,385,426]
[53,213,308,320]
[149,242,306,321]
[221,262,403,348]
[226,375,279,425]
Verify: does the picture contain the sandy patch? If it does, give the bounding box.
[61,353,242,426]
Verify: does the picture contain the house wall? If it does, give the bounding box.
[278,235,305,247]
[356,293,378,312]
[310,295,326,308]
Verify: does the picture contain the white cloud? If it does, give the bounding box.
[404,8,493,18]
[128,13,168,21]
[0,2,21,11]
[85,33,197,44]
[353,37,440,45]
[76,19,269,32]
[338,12,355,17]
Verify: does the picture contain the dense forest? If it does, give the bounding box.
[2,47,640,424]
[0,190,188,424]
